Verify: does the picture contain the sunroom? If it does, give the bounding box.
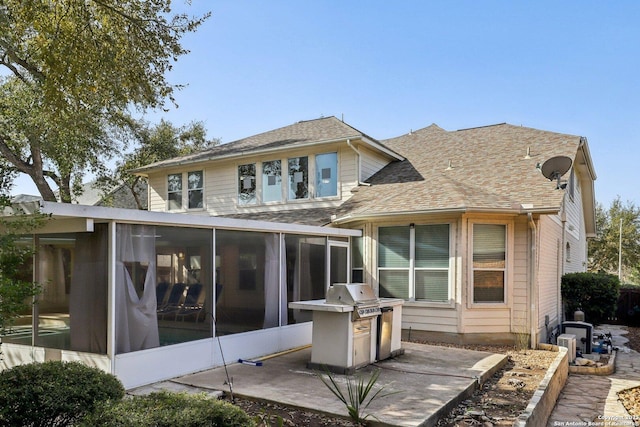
[0,202,359,389]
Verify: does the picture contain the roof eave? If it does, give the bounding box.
[331,205,561,224]
[130,135,391,176]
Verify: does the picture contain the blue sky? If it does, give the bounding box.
[11,1,640,207]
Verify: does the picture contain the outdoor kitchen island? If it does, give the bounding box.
[289,283,404,374]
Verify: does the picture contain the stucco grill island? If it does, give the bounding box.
[289,283,404,374]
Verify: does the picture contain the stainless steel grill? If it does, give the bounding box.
[325,283,381,319]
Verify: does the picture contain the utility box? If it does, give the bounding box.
[562,321,593,354]
[557,333,577,363]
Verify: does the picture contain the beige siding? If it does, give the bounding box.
[340,148,358,199]
[145,144,360,215]
[511,217,529,332]
[205,163,236,215]
[402,305,458,333]
[537,215,563,336]
[463,309,511,333]
[359,146,391,181]
[564,169,588,273]
[148,174,166,211]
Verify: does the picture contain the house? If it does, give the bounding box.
[134,117,596,345]
[0,117,596,388]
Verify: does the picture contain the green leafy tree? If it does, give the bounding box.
[98,119,219,209]
[588,197,640,283]
[0,1,209,202]
[0,193,45,339]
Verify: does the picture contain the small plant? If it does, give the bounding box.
[252,409,285,427]
[317,367,397,425]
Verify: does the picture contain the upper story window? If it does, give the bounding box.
[288,156,308,200]
[238,163,257,205]
[377,224,451,302]
[472,223,507,303]
[262,160,282,203]
[315,152,338,198]
[168,171,204,210]
[188,171,204,209]
[167,173,183,210]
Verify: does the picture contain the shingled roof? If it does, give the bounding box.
[132,116,401,174]
[333,123,594,222]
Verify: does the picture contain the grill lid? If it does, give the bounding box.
[325,283,378,306]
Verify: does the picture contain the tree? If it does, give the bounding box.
[0,1,209,201]
[0,192,45,339]
[588,197,640,283]
[99,119,219,210]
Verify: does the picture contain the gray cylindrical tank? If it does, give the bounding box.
[574,310,585,322]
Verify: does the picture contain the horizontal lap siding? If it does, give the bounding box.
[463,309,511,333]
[205,164,236,215]
[148,174,165,211]
[340,149,358,199]
[538,215,562,330]
[564,175,587,273]
[402,305,458,333]
[512,218,529,331]
[360,146,391,181]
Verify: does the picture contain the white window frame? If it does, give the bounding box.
[376,223,453,304]
[167,170,205,211]
[468,220,512,307]
[237,163,257,206]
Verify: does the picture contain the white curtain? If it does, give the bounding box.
[70,228,108,353]
[115,224,159,353]
[263,233,280,328]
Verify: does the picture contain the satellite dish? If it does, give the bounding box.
[540,156,572,189]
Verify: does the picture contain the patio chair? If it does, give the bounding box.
[157,282,186,318]
[156,282,170,308]
[174,283,204,322]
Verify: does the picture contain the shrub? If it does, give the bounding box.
[81,390,255,427]
[0,360,124,427]
[561,272,620,324]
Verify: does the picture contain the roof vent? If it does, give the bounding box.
[445,160,454,171]
[524,146,531,159]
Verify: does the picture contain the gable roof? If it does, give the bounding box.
[333,123,596,228]
[132,116,403,174]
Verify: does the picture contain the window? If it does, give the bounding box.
[414,225,449,301]
[472,224,506,303]
[288,157,308,200]
[262,160,282,202]
[378,224,450,301]
[351,235,364,283]
[238,163,257,205]
[188,171,204,209]
[167,173,183,210]
[315,152,338,198]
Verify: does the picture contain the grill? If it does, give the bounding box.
[325,283,381,320]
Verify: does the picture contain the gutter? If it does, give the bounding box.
[346,139,371,187]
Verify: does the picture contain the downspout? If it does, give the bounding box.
[528,213,539,349]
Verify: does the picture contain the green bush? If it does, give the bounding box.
[81,391,255,427]
[0,360,124,427]
[561,272,620,324]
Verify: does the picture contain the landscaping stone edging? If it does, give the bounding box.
[568,350,616,375]
[513,345,568,427]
